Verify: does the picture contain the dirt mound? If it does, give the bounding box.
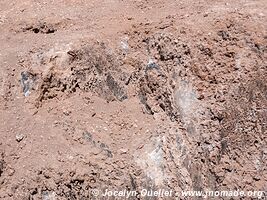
[19,43,129,107]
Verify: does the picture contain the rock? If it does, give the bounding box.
[42,191,57,200]
[120,148,128,154]
[63,110,71,116]
[106,73,128,101]
[83,131,92,142]
[147,58,158,70]
[7,168,15,176]
[20,71,36,97]
[0,159,4,176]
[15,134,24,142]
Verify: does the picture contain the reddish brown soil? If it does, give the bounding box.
[0,0,266,199]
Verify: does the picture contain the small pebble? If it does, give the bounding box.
[16,134,24,142]
[63,110,71,116]
[120,148,128,154]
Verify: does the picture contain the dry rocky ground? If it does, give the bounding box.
[0,0,266,199]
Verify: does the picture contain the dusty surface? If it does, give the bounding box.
[0,0,266,199]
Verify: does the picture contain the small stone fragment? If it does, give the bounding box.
[16,134,24,142]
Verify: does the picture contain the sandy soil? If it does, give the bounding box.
[0,0,266,199]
